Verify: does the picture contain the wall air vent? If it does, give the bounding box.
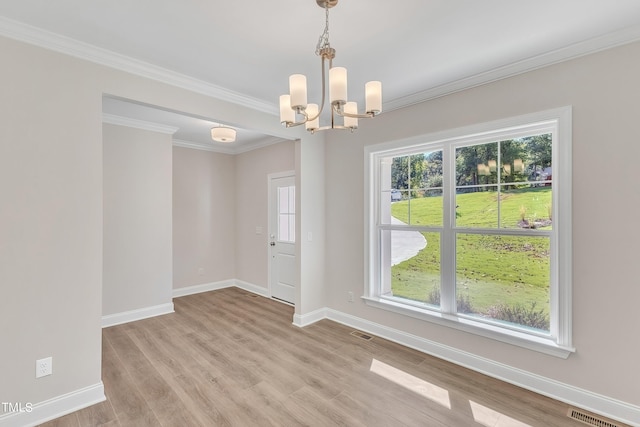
[567,408,620,427]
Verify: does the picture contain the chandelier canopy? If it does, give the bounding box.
[279,0,382,133]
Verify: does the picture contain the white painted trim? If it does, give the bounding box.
[267,171,297,304]
[267,170,297,180]
[364,106,574,357]
[172,280,235,298]
[233,280,270,298]
[101,302,174,328]
[366,107,573,155]
[102,113,179,134]
[172,279,271,300]
[0,382,105,427]
[320,308,639,427]
[384,24,640,112]
[173,138,222,153]
[172,137,289,156]
[0,16,277,115]
[2,16,639,116]
[292,308,327,328]
[361,297,573,358]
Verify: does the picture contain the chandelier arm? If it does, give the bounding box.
[313,124,354,132]
[281,0,380,133]
[286,120,307,128]
[284,109,310,128]
[333,104,376,119]
[330,99,335,128]
[304,54,329,123]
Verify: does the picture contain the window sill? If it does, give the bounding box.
[362,296,575,359]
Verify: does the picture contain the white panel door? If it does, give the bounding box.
[269,173,296,304]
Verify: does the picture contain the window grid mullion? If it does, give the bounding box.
[440,144,456,314]
[497,143,502,228]
[367,106,571,354]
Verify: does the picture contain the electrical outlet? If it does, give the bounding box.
[36,357,52,378]
[348,291,354,303]
[198,267,204,276]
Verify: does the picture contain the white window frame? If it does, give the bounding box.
[364,107,574,358]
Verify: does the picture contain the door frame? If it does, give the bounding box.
[267,170,296,305]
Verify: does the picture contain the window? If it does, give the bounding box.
[278,185,296,243]
[365,108,573,357]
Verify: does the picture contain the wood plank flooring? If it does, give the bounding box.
[39,288,626,426]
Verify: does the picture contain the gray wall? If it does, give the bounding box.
[172,141,296,293]
[172,146,237,289]
[234,141,296,289]
[324,41,640,407]
[103,123,173,316]
[0,37,103,407]
[0,33,286,418]
[1,26,639,425]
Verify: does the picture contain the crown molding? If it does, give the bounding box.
[2,16,640,116]
[172,139,233,154]
[0,16,278,116]
[173,136,288,155]
[384,23,640,112]
[102,113,179,134]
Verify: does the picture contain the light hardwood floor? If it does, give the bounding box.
[39,288,625,426]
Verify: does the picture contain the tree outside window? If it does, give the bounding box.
[366,108,573,356]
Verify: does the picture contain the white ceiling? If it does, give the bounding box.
[101,96,284,154]
[1,0,640,152]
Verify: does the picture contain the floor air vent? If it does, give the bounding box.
[350,330,373,341]
[567,408,620,427]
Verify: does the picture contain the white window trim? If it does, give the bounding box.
[364,107,574,358]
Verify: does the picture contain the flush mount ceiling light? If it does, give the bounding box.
[211,125,236,143]
[279,0,382,133]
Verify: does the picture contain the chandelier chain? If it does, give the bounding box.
[315,2,331,55]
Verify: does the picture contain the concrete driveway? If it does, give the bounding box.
[391,217,427,266]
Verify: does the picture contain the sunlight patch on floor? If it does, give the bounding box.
[369,359,451,409]
[470,400,531,427]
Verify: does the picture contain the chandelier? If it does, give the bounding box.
[279,0,382,133]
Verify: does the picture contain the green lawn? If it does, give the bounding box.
[390,187,552,328]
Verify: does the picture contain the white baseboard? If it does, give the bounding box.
[293,307,327,327]
[233,280,270,298]
[101,302,174,328]
[324,308,640,427]
[0,382,105,427]
[140,281,640,426]
[172,280,234,298]
[172,280,270,299]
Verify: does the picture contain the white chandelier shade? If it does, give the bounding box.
[305,104,320,132]
[279,0,382,133]
[290,75,308,110]
[329,67,347,105]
